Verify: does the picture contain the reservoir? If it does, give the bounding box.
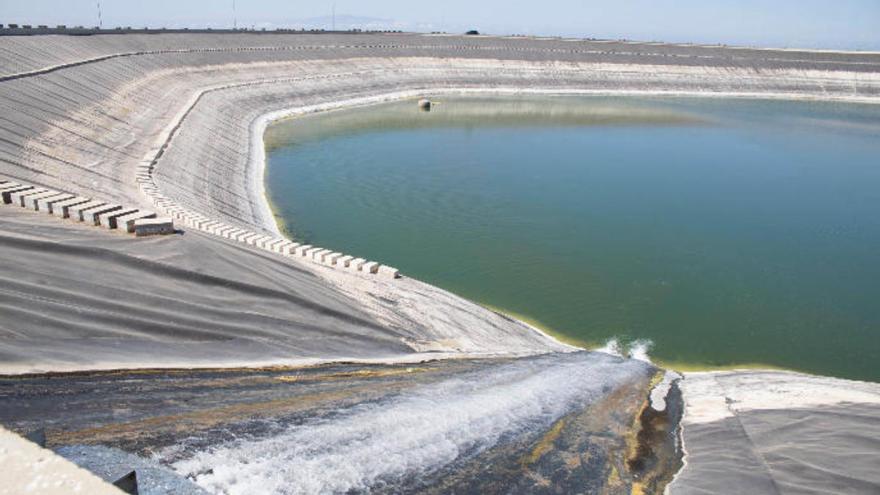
[265,96,880,381]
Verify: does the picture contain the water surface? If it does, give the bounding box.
[266,96,880,381]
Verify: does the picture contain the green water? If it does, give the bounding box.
[266,96,880,381]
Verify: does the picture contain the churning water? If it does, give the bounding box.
[166,352,648,494]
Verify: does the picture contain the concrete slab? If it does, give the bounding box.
[116,210,157,233]
[0,426,125,495]
[134,217,175,236]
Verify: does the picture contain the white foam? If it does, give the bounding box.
[595,338,653,363]
[629,339,654,363]
[166,353,647,495]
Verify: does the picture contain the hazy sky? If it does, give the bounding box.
[2,0,878,50]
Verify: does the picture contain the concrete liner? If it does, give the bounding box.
[98,207,139,229]
[35,193,74,213]
[81,204,123,225]
[117,210,157,233]
[52,197,92,218]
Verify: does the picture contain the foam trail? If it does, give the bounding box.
[167,352,648,495]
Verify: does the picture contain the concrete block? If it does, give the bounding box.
[282,242,301,255]
[10,187,48,207]
[257,237,275,249]
[97,207,138,229]
[362,261,380,274]
[312,249,331,262]
[228,229,248,240]
[24,190,63,210]
[295,244,313,256]
[267,239,286,252]
[303,246,322,258]
[52,197,91,218]
[248,235,268,246]
[1,185,32,204]
[116,210,157,233]
[348,258,367,272]
[134,217,174,236]
[378,265,400,279]
[215,225,235,236]
[35,193,74,213]
[325,252,343,266]
[272,240,294,254]
[0,181,22,191]
[69,200,107,221]
[337,255,354,268]
[82,204,122,225]
[239,232,259,243]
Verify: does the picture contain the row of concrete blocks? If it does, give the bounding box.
[133,166,399,279]
[0,178,174,236]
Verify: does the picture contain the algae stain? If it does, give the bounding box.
[522,418,567,466]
